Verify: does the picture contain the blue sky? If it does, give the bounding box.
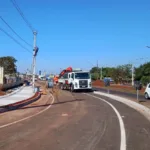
[0,0,150,74]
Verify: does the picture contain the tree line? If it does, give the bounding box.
[134,62,150,85]
[90,62,150,86]
[0,56,150,86]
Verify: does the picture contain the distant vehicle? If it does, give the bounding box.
[30,78,37,81]
[48,78,54,88]
[58,67,92,92]
[144,83,150,99]
[31,78,37,81]
[104,77,114,83]
[24,80,30,86]
[39,77,46,81]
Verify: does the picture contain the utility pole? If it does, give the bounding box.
[100,67,103,80]
[131,64,134,86]
[32,31,38,91]
[97,60,99,80]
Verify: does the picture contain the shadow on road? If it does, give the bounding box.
[73,89,94,93]
[52,98,84,105]
[17,98,84,110]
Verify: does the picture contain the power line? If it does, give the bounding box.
[0,16,32,47]
[10,0,34,32]
[0,27,32,54]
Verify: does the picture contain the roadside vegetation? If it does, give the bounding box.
[90,62,150,86]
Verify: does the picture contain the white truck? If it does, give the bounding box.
[58,70,92,92]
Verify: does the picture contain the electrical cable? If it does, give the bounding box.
[10,0,34,32]
[0,16,32,47]
[0,27,32,54]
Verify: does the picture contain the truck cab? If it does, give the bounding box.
[68,71,92,92]
[58,67,92,92]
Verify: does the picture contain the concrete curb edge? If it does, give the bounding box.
[0,92,41,113]
[94,91,150,122]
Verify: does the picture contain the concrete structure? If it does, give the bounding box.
[0,67,4,84]
[0,86,35,107]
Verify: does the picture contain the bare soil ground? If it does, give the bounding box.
[92,80,145,95]
[0,86,5,96]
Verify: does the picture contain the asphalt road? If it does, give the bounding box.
[0,89,150,150]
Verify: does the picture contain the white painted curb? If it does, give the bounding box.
[94,91,150,122]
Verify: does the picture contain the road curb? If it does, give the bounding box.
[0,92,41,113]
[94,91,150,122]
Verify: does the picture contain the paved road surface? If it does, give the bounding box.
[0,90,150,150]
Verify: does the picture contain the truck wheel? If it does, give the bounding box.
[145,93,149,99]
[70,84,74,92]
[60,84,64,90]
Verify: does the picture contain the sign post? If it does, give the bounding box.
[137,89,139,101]
[134,81,142,102]
[104,78,110,94]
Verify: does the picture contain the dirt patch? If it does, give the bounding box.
[0,91,5,96]
[0,92,52,126]
[92,80,104,86]
[0,85,5,96]
[92,80,145,95]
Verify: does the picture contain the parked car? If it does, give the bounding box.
[144,83,150,99]
[103,77,114,84]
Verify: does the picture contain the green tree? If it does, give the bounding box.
[90,67,99,73]
[90,67,100,79]
[141,76,150,86]
[91,73,99,80]
[0,56,17,75]
[111,64,132,84]
[134,65,144,81]
[134,62,150,85]
[90,64,132,83]
[102,67,116,78]
[111,68,120,83]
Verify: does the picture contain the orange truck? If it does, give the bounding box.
[53,67,72,84]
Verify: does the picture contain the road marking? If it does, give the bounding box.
[0,93,55,129]
[61,113,69,117]
[142,128,149,135]
[85,93,126,150]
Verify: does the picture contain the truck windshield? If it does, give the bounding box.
[75,73,90,79]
